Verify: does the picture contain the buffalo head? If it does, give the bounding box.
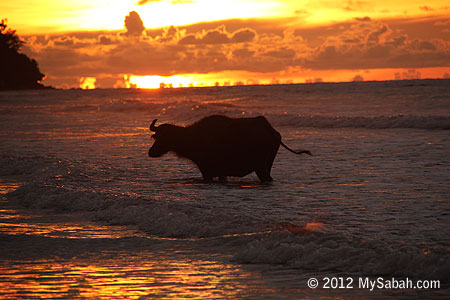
[148,119,182,157]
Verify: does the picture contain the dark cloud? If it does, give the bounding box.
[302,19,450,70]
[124,11,145,36]
[177,35,197,44]
[387,16,450,41]
[355,16,371,22]
[104,41,186,76]
[420,6,434,12]
[200,26,230,44]
[179,26,256,44]
[231,28,257,43]
[367,24,389,44]
[98,35,114,45]
[295,9,309,15]
[232,48,255,58]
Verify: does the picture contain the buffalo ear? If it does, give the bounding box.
[150,119,158,132]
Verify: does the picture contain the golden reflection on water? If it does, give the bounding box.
[0,220,144,239]
[274,221,326,234]
[0,205,304,299]
[0,253,276,300]
[0,233,286,299]
[0,181,22,194]
[0,130,142,141]
[0,207,145,239]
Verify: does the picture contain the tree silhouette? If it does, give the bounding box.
[0,19,46,90]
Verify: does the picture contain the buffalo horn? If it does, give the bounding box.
[150,119,158,131]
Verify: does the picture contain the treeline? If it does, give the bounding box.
[0,19,48,90]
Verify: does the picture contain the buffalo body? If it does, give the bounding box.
[148,115,310,182]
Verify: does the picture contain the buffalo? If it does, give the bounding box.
[148,115,311,182]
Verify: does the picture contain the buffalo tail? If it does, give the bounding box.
[280,141,312,156]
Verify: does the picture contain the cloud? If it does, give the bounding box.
[198,26,229,44]
[98,35,115,45]
[231,28,257,43]
[123,11,145,36]
[295,9,309,16]
[343,0,370,12]
[355,16,371,22]
[179,25,256,44]
[420,6,434,12]
[302,18,450,70]
[137,0,161,5]
[21,14,450,88]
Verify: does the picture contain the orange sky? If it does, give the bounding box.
[2,0,449,88]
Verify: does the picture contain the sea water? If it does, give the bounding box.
[0,79,449,299]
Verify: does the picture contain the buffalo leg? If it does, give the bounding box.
[199,168,213,182]
[202,176,213,182]
[256,143,279,182]
[256,169,273,182]
[267,143,280,172]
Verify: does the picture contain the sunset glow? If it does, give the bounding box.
[129,72,278,89]
[1,0,449,88]
[1,0,285,34]
[129,74,212,89]
[128,67,450,89]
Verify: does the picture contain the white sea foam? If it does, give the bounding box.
[233,231,450,280]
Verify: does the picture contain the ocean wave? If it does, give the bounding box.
[7,179,265,238]
[7,91,441,130]
[93,99,450,130]
[233,231,450,281]
[170,110,450,130]
[98,99,164,113]
[7,177,450,280]
[7,182,450,280]
[265,114,450,130]
[3,154,449,281]
[1,154,265,238]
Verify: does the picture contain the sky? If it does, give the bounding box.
[2,0,450,88]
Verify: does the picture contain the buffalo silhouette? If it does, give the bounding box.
[148,115,311,182]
